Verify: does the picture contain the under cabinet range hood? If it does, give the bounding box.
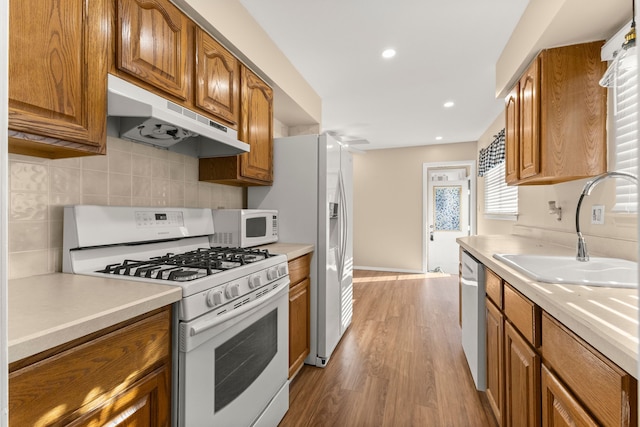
[107,74,249,157]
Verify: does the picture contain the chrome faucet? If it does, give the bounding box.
[575,171,638,261]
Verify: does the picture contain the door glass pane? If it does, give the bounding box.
[433,185,461,231]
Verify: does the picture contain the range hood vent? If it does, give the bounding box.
[107,74,249,157]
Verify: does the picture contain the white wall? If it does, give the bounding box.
[353,142,477,272]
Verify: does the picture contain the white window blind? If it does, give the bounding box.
[484,162,518,218]
[611,62,638,212]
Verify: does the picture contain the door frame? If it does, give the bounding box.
[422,160,476,273]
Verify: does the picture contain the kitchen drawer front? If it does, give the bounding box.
[288,253,312,287]
[485,268,503,308]
[9,308,171,426]
[504,283,540,347]
[541,312,637,427]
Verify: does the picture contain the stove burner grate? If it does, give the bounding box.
[96,247,274,281]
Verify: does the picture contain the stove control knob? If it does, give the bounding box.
[277,264,288,277]
[206,290,223,307]
[267,268,278,280]
[249,275,262,289]
[225,283,240,299]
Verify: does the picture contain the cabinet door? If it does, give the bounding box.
[239,66,274,183]
[486,298,504,426]
[504,84,519,184]
[541,365,598,427]
[67,366,171,426]
[8,0,108,158]
[117,0,190,100]
[195,27,240,126]
[289,278,311,378]
[518,59,540,180]
[504,322,540,427]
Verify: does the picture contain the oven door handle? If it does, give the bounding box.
[187,278,289,338]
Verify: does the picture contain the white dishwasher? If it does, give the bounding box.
[461,250,486,390]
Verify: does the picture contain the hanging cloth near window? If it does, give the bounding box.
[478,128,505,177]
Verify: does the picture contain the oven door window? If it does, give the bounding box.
[215,309,277,412]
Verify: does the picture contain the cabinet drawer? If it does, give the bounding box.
[9,308,171,426]
[541,313,637,427]
[485,268,503,308]
[288,253,312,286]
[503,283,540,347]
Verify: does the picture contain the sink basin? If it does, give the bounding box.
[493,254,638,288]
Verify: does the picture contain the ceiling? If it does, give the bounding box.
[239,0,531,150]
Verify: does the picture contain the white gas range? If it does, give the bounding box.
[62,205,290,427]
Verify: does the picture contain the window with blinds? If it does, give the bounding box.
[611,59,637,212]
[600,20,638,213]
[484,162,518,219]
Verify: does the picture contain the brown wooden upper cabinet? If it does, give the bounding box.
[195,27,240,127]
[8,0,109,158]
[504,41,608,185]
[199,66,274,186]
[116,0,191,101]
[115,0,243,130]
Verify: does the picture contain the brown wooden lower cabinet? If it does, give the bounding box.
[289,277,310,377]
[504,321,540,427]
[485,297,504,426]
[9,307,172,426]
[477,266,637,427]
[541,312,637,427]
[288,252,312,378]
[541,364,599,427]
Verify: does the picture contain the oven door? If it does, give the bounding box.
[177,278,289,427]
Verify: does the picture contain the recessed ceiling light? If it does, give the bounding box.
[443,101,455,108]
[382,48,396,59]
[435,136,443,141]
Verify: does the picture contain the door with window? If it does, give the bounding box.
[427,168,470,274]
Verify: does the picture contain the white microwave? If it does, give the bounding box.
[211,209,278,248]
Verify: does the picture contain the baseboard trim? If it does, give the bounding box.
[354,265,424,274]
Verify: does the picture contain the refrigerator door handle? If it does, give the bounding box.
[338,170,348,281]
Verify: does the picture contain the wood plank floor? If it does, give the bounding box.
[279,270,497,427]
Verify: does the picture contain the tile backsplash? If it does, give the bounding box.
[8,136,244,279]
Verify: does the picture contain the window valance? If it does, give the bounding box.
[478,128,505,177]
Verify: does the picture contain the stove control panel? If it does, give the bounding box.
[181,259,289,320]
[135,211,184,227]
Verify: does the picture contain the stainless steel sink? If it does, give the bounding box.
[493,254,638,288]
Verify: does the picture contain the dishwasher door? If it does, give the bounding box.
[460,250,486,390]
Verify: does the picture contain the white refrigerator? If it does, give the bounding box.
[248,133,353,367]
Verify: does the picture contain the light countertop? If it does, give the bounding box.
[9,273,182,364]
[257,242,314,260]
[457,234,638,378]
